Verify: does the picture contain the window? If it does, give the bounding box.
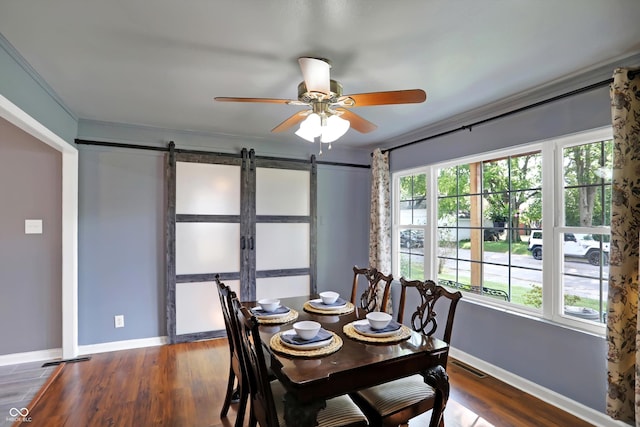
[557,136,612,326]
[436,151,543,308]
[392,128,612,333]
[396,172,426,280]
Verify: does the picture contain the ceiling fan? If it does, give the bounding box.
[215,57,426,152]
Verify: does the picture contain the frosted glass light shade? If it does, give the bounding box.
[295,113,322,142]
[321,115,350,143]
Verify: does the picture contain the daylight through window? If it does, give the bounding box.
[392,128,612,333]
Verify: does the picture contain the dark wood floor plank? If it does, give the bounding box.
[17,338,595,427]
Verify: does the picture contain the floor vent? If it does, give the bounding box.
[450,360,488,379]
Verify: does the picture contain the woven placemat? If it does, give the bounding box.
[256,309,299,325]
[303,301,355,315]
[343,322,412,343]
[270,331,343,358]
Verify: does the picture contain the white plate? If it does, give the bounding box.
[308,298,347,310]
[352,319,402,338]
[251,306,291,319]
[279,330,333,350]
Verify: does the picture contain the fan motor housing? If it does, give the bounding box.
[298,80,343,103]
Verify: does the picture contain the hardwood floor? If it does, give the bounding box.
[18,338,595,427]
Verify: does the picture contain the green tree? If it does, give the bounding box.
[482,153,542,241]
[563,140,613,227]
[436,165,470,221]
[399,173,426,201]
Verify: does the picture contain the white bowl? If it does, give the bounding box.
[319,291,339,305]
[258,298,280,313]
[293,321,321,340]
[366,312,392,330]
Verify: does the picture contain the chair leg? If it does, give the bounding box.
[234,383,249,427]
[220,367,236,417]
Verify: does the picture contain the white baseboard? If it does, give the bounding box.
[0,348,63,366]
[450,347,625,427]
[78,336,168,356]
[0,337,169,367]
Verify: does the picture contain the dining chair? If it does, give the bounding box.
[351,277,462,427]
[234,303,370,427]
[215,275,248,427]
[350,265,394,313]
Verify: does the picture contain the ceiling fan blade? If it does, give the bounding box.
[336,108,377,133]
[298,57,331,95]
[214,97,292,104]
[339,89,426,107]
[271,111,310,133]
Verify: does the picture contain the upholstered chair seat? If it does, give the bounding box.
[270,380,369,427]
[354,374,436,425]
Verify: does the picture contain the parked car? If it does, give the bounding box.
[527,230,609,265]
[400,229,424,249]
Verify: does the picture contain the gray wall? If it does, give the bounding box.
[78,146,166,345]
[317,164,371,297]
[0,117,62,355]
[389,84,611,412]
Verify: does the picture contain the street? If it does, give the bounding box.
[405,248,608,300]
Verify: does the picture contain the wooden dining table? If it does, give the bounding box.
[245,295,451,427]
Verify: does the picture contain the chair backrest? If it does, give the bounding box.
[215,275,237,354]
[397,277,462,346]
[235,303,280,427]
[351,265,394,313]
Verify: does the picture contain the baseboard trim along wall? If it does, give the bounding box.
[0,348,63,367]
[450,348,625,427]
[78,336,169,355]
[0,337,170,366]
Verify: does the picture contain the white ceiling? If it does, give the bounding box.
[1,1,640,151]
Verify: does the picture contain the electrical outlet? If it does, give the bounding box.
[114,315,125,328]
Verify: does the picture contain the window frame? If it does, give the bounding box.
[392,166,431,282]
[391,127,612,335]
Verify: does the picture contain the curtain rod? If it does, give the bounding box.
[380,68,639,155]
[75,139,370,169]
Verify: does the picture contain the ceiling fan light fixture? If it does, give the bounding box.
[320,114,350,143]
[216,57,426,152]
[295,113,322,142]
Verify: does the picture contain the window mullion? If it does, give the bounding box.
[542,142,556,320]
[426,165,437,279]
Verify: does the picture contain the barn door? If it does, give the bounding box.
[166,146,316,344]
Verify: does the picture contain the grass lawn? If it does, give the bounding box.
[459,239,530,255]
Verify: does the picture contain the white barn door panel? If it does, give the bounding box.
[167,146,317,344]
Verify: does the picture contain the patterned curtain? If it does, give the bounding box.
[369,148,392,311]
[606,67,640,424]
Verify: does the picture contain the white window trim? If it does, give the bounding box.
[392,166,430,280]
[549,127,611,335]
[391,126,612,336]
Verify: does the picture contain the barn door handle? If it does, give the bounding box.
[249,237,254,250]
[241,236,246,250]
